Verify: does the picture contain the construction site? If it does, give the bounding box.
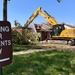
[22,6,75,46]
[1,0,75,75]
[12,6,75,51]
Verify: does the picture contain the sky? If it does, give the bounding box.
[0,0,75,27]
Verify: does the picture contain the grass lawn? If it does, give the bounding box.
[3,50,75,75]
[13,45,42,52]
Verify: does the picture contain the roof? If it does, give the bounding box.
[34,22,52,32]
[64,24,75,28]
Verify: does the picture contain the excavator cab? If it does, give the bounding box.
[52,24,65,36]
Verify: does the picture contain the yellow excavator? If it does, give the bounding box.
[24,7,58,27]
[24,7,75,45]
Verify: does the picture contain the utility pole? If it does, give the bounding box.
[0,0,8,74]
[3,0,10,21]
[3,0,7,21]
[0,0,10,75]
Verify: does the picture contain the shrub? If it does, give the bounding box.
[12,30,30,45]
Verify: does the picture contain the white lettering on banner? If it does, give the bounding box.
[0,48,2,54]
[0,22,12,67]
[8,40,11,45]
[0,26,9,32]
[0,26,11,47]
[0,40,11,46]
[0,33,2,39]
[0,58,10,62]
[0,26,11,45]
[0,25,11,56]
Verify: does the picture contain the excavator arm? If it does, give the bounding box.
[24,7,58,27]
[38,10,58,25]
[24,7,42,27]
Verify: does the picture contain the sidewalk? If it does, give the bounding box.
[13,44,75,55]
[13,49,53,55]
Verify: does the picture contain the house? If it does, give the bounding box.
[34,22,52,41]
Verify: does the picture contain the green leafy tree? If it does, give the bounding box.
[12,20,30,45]
[13,20,36,45]
[14,20,22,28]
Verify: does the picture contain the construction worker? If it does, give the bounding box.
[35,34,39,42]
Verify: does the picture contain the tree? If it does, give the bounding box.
[14,20,22,27]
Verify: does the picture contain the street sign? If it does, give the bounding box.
[0,21,12,67]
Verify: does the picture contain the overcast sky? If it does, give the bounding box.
[0,0,75,27]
